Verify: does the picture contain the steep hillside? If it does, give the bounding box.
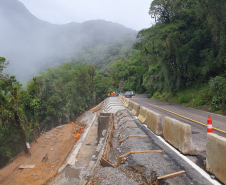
[0,0,137,82]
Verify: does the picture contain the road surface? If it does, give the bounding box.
[130,95,226,168]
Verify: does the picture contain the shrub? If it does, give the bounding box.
[179,94,190,103]
[209,76,226,111]
[210,96,221,111]
[209,76,226,94]
[153,91,161,99]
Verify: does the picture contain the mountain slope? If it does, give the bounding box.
[0,0,137,82]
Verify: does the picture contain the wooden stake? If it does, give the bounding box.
[100,157,115,168]
[119,135,148,144]
[117,115,131,124]
[115,126,140,138]
[116,150,164,167]
[119,120,134,127]
[117,111,128,117]
[155,171,186,185]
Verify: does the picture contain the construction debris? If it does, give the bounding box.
[19,165,35,169]
[41,154,48,163]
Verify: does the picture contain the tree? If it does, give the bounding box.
[0,57,29,155]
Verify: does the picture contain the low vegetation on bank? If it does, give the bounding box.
[152,76,226,115]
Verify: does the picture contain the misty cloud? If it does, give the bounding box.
[18,0,154,31]
[0,0,140,83]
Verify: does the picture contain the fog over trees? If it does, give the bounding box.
[0,0,137,82]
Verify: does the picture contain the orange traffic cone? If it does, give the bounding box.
[207,115,213,133]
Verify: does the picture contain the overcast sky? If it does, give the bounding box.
[18,0,154,31]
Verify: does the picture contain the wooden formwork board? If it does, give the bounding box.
[116,126,140,138]
[102,113,114,161]
[117,111,129,117]
[103,143,111,161]
[117,115,131,124]
[116,150,164,167]
[119,135,148,144]
[100,157,115,168]
[119,120,134,127]
[155,171,186,185]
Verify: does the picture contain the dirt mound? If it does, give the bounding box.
[0,116,87,185]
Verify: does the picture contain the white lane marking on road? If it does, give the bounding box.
[156,135,222,185]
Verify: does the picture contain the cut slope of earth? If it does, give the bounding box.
[0,117,86,185]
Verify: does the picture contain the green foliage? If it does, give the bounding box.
[0,58,114,168]
[209,76,226,111]
[209,76,226,94]
[178,94,190,104]
[153,92,162,99]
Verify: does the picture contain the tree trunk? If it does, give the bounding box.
[24,117,37,143]
[36,119,41,137]
[66,105,71,124]
[32,132,37,143]
[14,111,29,155]
[93,86,96,106]
[88,90,92,108]
[51,119,54,129]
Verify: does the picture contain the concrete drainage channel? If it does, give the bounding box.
[86,97,223,185]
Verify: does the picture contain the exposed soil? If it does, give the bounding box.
[0,116,87,185]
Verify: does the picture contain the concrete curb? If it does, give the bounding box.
[62,113,97,169]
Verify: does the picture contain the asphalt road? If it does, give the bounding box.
[130,95,226,167]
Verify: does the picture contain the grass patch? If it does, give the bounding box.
[151,84,226,114]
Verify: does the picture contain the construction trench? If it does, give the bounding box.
[50,97,223,185]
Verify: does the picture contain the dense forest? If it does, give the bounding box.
[1,0,226,168]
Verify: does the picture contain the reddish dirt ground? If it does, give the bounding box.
[0,117,86,185]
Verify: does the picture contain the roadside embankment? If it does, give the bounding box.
[0,114,88,185]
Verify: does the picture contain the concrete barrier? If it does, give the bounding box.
[125,99,129,108]
[128,101,133,111]
[163,117,194,154]
[146,110,163,136]
[206,133,226,184]
[138,107,148,124]
[131,102,140,116]
[122,96,125,104]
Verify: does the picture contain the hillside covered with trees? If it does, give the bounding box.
[1,0,226,168]
[0,0,137,82]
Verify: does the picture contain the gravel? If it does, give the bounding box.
[90,100,195,185]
